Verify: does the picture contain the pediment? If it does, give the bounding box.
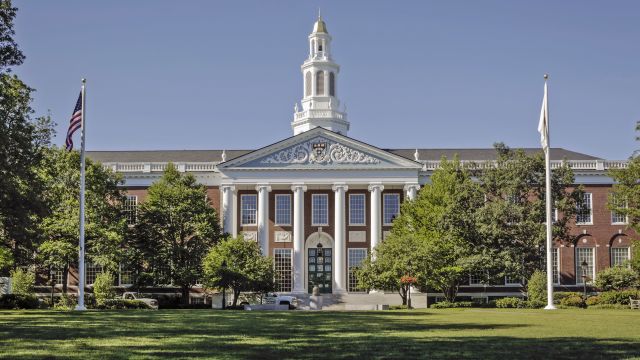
[218,128,421,170]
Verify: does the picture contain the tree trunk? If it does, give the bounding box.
[62,264,69,295]
[399,286,407,305]
[232,289,240,306]
[181,285,190,305]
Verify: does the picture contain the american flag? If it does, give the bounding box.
[65,92,83,151]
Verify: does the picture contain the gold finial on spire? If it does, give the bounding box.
[313,10,328,33]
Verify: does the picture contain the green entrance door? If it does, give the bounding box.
[308,245,332,294]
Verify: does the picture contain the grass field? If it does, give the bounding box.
[1,309,639,359]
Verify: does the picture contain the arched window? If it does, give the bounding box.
[329,72,335,96]
[305,72,312,97]
[316,71,324,95]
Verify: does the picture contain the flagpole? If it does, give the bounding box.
[543,74,556,310]
[75,78,87,311]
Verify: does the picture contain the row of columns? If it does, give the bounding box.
[221,183,420,294]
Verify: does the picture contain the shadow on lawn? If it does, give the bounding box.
[1,311,639,359]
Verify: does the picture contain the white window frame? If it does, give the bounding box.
[273,248,293,293]
[383,193,400,226]
[504,276,522,286]
[312,194,329,226]
[611,247,631,267]
[553,247,560,285]
[52,269,64,286]
[274,194,292,226]
[575,247,596,284]
[119,264,133,287]
[348,248,368,293]
[576,193,593,225]
[85,262,103,286]
[240,194,257,226]
[124,195,138,225]
[349,194,366,226]
[610,195,628,225]
[469,272,483,285]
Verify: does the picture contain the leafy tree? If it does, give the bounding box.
[0,1,53,270]
[10,268,34,295]
[526,270,546,308]
[202,236,274,306]
[609,156,640,234]
[475,144,581,283]
[37,147,127,293]
[0,247,12,272]
[358,158,483,303]
[93,272,116,304]
[135,164,221,304]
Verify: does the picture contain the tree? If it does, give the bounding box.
[0,1,53,271]
[93,272,117,304]
[10,268,34,296]
[594,266,639,291]
[609,155,640,234]
[202,236,275,306]
[135,164,221,304]
[358,158,483,303]
[475,144,581,283]
[37,147,127,293]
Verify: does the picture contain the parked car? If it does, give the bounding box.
[263,292,298,309]
[122,292,159,310]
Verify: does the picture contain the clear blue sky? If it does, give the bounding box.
[12,0,640,159]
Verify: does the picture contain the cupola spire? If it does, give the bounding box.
[292,15,349,136]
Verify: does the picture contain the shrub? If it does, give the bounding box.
[594,266,639,291]
[525,300,546,309]
[0,294,39,309]
[53,294,97,310]
[560,295,585,308]
[93,272,116,304]
[95,299,150,310]
[495,297,524,308]
[598,290,640,305]
[527,270,546,304]
[585,296,601,306]
[553,292,582,304]
[431,301,472,309]
[10,268,35,296]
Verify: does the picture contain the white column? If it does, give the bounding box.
[256,184,271,256]
[404,183,420,201]
[368,184,384,254]
[332,184,348,293]
[291,184,308,294]
[221,185,235,236]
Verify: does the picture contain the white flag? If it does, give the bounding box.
[538,81,549,151]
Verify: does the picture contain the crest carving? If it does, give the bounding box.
[261,137,380,165]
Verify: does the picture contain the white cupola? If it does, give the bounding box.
[292,14,349,136]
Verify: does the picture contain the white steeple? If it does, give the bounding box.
[292,14,349,136]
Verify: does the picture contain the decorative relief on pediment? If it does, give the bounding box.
[260,137,380,165]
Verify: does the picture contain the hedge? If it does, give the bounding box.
[0,294,39,309]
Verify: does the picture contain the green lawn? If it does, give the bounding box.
[1,309,639,359]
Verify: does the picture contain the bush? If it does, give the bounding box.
[585,296,601,306]
[560,295,585,308]
[95,299,150,310]
[10,268,35,296]
[495,297,524,308]
[594,266,639,291]
[53,294,97,310]
[525,300,546,309]
[0,294,39,309]
[598,290,640,305]
[431,301,472,309]
[527,270,546,304]
[553,292,582,304]
[93,272,116,304]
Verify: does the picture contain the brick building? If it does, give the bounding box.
[72,17,632,303]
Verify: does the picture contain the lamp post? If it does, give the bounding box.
[580,260,588,299]
[221,260,227,310]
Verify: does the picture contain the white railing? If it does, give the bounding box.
[421,159,627,172]
[102,162,219,173]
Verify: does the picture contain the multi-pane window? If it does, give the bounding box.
[51,269,64,285]
[86,263,102,285]
[553,248,560,284]
[312,194,329,226]
[241,194,257,225]
[190,297,205,305]
[576,248,595,284]
[123,195,138,225]
[611,247,630,267]
[349,194,366,225]
[348,248,367,292]
[611,195,628,224]
[469,273,483,285]
[383,194,400,225]
[275,194,291,225]
[119,264,133,286]
[576,193,593,224]
[505,276,521,285]
[274,249,292,293]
